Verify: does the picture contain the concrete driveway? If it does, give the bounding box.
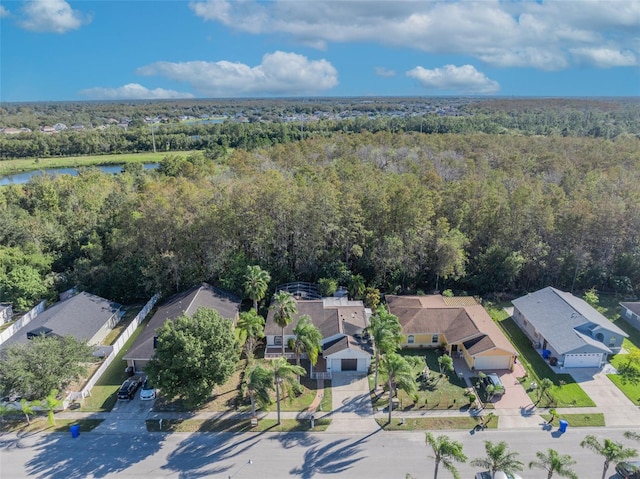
[484,364,534,410]
[325,373,379,434]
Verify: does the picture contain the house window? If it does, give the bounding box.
[408,335,415,344]
[609,336,616,347]
[274,336,282,345]
[432,334,439,343]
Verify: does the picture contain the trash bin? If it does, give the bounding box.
[542,350,551,359]
[558,419,568,433]
[70,424,80,438]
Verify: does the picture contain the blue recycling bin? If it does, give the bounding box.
[542,349,551,359]
[558,419,568,433]
[70,424,80,438]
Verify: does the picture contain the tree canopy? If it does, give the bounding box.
[145,307,239,408]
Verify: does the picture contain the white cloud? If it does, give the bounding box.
[375,67,396,78]
[407,64,500,95]
[188,0,640,70]
[137,51,338,96]
[80,83,194,100]
[19,0,90,33]
[570,47,637,68]
[0,5,10,17]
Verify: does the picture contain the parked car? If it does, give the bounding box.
[475,472,523,479]
[616,461,640,479]
[483,373,505,394]
[117,377,142,400]
[140,380,156,401]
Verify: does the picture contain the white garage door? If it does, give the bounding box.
[474,355,511,371]
[563,353,602,368]
[331,358,342,372]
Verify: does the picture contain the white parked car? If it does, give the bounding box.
[139,380,156,400]
[475,471,523,479]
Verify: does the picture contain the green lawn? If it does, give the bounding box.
[486,304,594,408]
[376,415,496,431]
[0,151,196,175]
[540,413,605,427]
[80,314,151,412]
[607,354,640,405]
[0,415,103,433]
[145,416,331,433]
[370,349,472,412]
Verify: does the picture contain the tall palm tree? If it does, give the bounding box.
[369,306,402,388]
[288,315,322,380]
[580,435,638,479]
[245,363,274,418]
[425,432,467,479]
[244,265,271,313]
[529,448,578,479]
[270,291,297,356]
[271,357,305,425]
[536,377,554,405]
[236,309,265,364]
[470,441,524,479]
[381,352,417,423]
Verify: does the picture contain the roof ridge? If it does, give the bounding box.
[184,283,206,316]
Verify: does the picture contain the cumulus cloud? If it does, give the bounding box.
[188,0,639,70]
[407,64,500,94]
[375,67,396,78]
[570,47,637,68]
[0,5,9,17]
[80,83,194,100]
[137,51,338,96]
[20,0,90,33]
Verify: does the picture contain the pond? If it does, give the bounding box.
[0,163,159,186]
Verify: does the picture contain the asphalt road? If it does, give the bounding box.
[0,427,634,478]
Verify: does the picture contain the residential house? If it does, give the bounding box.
[512,287,628,368]
[387,295,517,371]
[264,296,372,377]
[620,302,640,331]
[123,283,241,372]
[0,292,122,349]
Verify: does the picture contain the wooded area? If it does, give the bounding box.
[1,101,639,308]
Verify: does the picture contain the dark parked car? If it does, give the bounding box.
[117,377,142,400]
[616,461,640,479]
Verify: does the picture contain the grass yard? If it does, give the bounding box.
[376,414,497,431]
[0,414,103,433]
[145,417,331,433]
[607,354,640,405]
[540,413,605,427]
[370,349,472,412]
[486,303,594,408]
[0,151,196,176]
[80,313,151,412]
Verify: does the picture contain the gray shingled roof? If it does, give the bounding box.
[621,302,640,316]
[123,283,240,361]
[1,292,121,348]
[512,287,627,355]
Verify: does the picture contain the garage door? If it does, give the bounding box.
[563,353,602,368]
[474,355,511,371]
[341,359,358,371]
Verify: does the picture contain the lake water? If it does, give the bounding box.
[0,163,159,186]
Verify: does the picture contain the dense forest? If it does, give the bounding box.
[1,100,639,309]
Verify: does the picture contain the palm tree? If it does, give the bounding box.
[20,399,34,425]
[42,389,62,427]
[580,435,638,479]
[471,441,524,479]
[271,357,305,425]
[381,352,417,423]
[244,265,271,312]
[288,315,322,380]
[270,291,297,356]
[536,377,554,405]
[529,448,578,479]
[236,309,265,364]
[244,363,274,418]
[369,306,402,388]
[625,431,640,441]
[425,432,467,479]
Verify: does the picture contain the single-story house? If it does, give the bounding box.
[387,295,518,371]
[264,296,372,377]
[123,283,240,372]
[0,292,122,349]
[620,302,640,331]
[512,287,628,368]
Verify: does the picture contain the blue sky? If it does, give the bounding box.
[1,0,639,102]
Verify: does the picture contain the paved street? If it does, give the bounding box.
[1,427,635,478]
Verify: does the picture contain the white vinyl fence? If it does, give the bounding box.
[0,300,46,346]
[65,293,160,407]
